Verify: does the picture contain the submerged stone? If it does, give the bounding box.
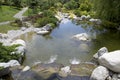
[32,62,64,79]
[70,62,97,76]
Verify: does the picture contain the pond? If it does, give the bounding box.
[19,19,120,66]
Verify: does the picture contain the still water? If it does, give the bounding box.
[19,19,120,66]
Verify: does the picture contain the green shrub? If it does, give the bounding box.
[102,20,118,29]
[36,17,57,27]
[0,43,20,62]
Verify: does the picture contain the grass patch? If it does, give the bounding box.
[0,6,20,22]
[0,24,20,33]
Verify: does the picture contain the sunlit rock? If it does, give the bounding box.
[22,66,30,72]
[90,66,109,80]
[59,66,71,77]
[89,18,102,25]
[36,30,49,35]
[0,60,20,68]
[11,39,26,47]
[72,33,90,41]
[8,60,20,67]
[99,50,120,73]
[93,47,108,59]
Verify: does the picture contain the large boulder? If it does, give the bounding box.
[90,66,109,80]
[11,39,26,47]
[72,33,90,42]
[98,50,120,73]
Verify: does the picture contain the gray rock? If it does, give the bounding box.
[112,74,118,80]
[43,24,52,31]
[93,47,108,59]
[15,46,26,55]
[90,66,109,80]
[99,50,120,73]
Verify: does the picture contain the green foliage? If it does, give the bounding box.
[102,20,119,29]
[64,0,78,10]
[36,10,57,27]
[0,43,20,62]
[94,0,120,28]
[79,1,91,12]
[37,17,57,27]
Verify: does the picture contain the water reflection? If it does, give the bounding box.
[19,19,120,66]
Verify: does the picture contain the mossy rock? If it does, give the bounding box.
[70,63,97,76]
[32,62,64,79]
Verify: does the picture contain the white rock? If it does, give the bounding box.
[15,46,26,55]
[11,39,26,47]
[89,18,102,24]
[0,63,10,68]
[72,33,90,41]
[22,66,30,72]
[36,30,49,35]
[99,50,120,73]
[90,66,109,80]
[0,60,20,68]
[93,47,108,59]
[8,60,20,67]
[61,66,71,74]
[21,27,26,31]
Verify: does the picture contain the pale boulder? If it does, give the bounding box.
[99,50,120,73]
[11,39,26,47]
[22,66,30,72]
[72,33,90,41]
[8,60,20,67]
[0,60,20,68]
[90,66,109,80]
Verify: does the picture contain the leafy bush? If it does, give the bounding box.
[102,20,118,29]
[36,17,57,27]
[0,43,20,62]
[36,10,57,28]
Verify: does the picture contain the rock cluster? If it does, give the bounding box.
[74,15,102,25]
[34,24,52,35]
[90,47,120,80]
